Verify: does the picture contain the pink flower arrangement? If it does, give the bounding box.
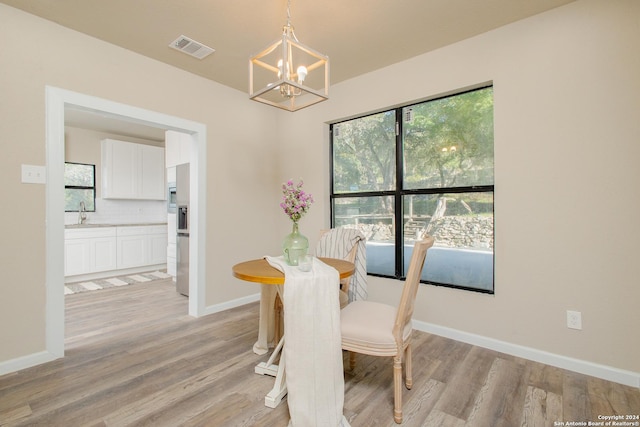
[280,179,314,223]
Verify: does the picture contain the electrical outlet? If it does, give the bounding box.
[567,310,582,330]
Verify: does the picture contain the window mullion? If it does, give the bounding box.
[395,108,404,279]
[329,124,336,228]
[65,185,93,190]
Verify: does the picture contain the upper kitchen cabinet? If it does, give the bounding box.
[165,130,190,168]
[102,139,165,200]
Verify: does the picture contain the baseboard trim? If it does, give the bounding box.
[0,351,58,377]
[414,320,640,388]
[202,292,261,316]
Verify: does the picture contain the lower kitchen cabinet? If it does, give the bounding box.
[166,243,177,277]
[93,237,119,272]
[149,232,168,265]
[116,234,147,269]
[65,225,167,278]
[65,239,92,276]
[116,225,168,269]
[64,228,117,276]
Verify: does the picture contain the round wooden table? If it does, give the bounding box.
[232,256,355,408]
[232,257,355,284]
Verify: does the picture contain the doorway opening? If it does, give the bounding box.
[46,87,207,358]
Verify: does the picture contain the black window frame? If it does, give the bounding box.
[329,85,495,294]
[64,162,96,212]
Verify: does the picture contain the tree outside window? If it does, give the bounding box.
[65,162,96,212]
[331,86,494,293]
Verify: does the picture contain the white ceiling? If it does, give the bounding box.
[4,0,576,137]
[64,108,167,142]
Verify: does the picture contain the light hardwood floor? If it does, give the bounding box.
[0,280,638,426]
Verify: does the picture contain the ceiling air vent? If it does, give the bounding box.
[169,35,214,59]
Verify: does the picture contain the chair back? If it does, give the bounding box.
[317,227,368,301]
[392,235,435,346]
[318,229,359,264]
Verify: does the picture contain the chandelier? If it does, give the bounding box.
[249,0,329,112]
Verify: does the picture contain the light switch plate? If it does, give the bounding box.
[22,164,46,184]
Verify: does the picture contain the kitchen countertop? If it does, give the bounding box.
[65,222,167,229]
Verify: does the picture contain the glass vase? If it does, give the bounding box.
[282,222,309,266]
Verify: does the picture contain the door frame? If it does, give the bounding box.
[45,86,207,357]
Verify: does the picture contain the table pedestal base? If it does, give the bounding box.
[255,336,287,408]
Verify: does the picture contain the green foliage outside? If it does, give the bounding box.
[332,87,494,287]
[404,87,494,189]
[65,163,95,212]
[333,110,396,193]
[332,87,494,220]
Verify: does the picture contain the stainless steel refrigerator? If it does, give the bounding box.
[176,164,190,296]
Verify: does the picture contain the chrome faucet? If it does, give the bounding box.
[78,201,87,224]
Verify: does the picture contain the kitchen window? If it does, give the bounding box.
[330,85,494,293]
[64,162,96,212]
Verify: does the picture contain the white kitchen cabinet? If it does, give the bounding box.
[166,243,177,277]
[65,225,166,278]
[102,139,166,200]
[102,139,137,198]
[116,234,147,269]
[64,227,117,276]
[149,233,168,265]
[92,237,119,272]
[167,166,176,184]
[165,130,190,168]
[65,239,91,276]
[140,144,166,199]
[116,225,167,269]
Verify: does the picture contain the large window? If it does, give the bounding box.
[330,86,494,293]
[65,162,96,212]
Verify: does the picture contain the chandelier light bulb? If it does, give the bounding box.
[296,65,307,83]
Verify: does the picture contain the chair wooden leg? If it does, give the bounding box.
[405,343,413,389]
[349,351,356,370]
[393,355,403,424]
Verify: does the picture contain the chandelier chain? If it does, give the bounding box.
[285,0,299,42]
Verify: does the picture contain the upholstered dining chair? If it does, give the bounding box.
[317,227,367,308]
[340,235,435,424]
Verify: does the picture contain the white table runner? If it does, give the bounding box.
[265,256,350,427]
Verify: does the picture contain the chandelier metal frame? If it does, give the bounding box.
[249,0,329,112]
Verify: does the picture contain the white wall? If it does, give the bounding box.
[278,0,640,380]
[0,3,281,364]
[1,0,638,385]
